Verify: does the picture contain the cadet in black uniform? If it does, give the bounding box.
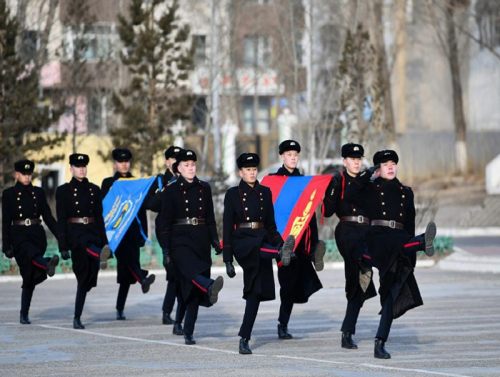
[2,160,59,324]
[101,148,156,320]
[147,146,186,334]
[160,149,224,345]
[322,143,377,349]
[223,153,296,354]
[346,150,436,359]
[270,140,324,339]
[56,154,111,329]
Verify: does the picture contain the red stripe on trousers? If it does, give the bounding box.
[260,247,278,253]
[362,254,371,260]
[404,241,420,248]
[277,261,283,268]
[128,266,141,282]
[86,248,99,258]
[32,260,47,270]
[192,279,208,293]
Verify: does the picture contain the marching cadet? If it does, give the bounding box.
[147,145,186,335]
[346,150,436,359]
[270,140,325,340]
[101,148,156,321]
[322,143,377,349]
[160,149,223,345]
[56,153,111,329]
[2,160,59,324]
[223,153,296,354]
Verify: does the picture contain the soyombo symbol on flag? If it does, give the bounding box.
[261,175,331,247]
[102,177,156,253]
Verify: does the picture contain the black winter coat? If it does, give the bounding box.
[56,177,107,290]
[346,172,422,318]
[160,175,218,306]
[323,171,377,303]
[2,182,57,287]
[223,180,283,301]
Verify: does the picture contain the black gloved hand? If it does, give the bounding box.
[331,172,342,187]
[162,248,172,269]
[4,248,14,259]
[212,240,222,255]
[225,261,236,278]
[60,250,70,260]
[367,164,380,175]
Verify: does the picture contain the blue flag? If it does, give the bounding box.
[102,177,156,253]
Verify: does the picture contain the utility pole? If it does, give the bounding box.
[210,0,221,171]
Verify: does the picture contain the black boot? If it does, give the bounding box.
[208,276,224,304]
[47,254,59,277]
[184,334,196,345]
[116,310,126,320]
[141,274,156,294]
[73,317,85,329]
[374,339,391,359]
[279,235,295,266]
[314,240,326,271]
[239,337,252,354]
[341,332,358,349]
[162,312,174,325]
[423,221,437,257]
[99,245,111,269]
[277,323,293,339]
[20,313,31,325]
[172,322,184,335]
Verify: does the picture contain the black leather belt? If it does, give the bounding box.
[174,218,205,226]
[12,218,41,226]
[236,222,264,230]
[339,216,370,225]
[67,217,95,224]
[371,219,405,230]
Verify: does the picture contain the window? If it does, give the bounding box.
[243,35,272,67]
[192,97,208,129]
[63,24,118,61]
[19,30,39,62]
[475,0,500,48]
[242,96,270,134]
[193,35,206,66]
[87,95,103,133]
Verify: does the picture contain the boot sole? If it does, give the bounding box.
[209,276,224,304]
[314,240,326,271]
[281,235,295,266]
[100,245,112,269]
[424,221,437,257]
[374,353,391,359]
[142,274,156,294]
[47,254,59,277]
[239,349,252,354]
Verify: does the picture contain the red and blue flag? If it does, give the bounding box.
[261,175,331,246]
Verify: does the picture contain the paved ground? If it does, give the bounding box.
[1,263,499,377]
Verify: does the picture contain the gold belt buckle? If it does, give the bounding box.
[191,218,198,226]
[24,218,31,226]
[389,220,396,229]
[251,222,258,230]
[83,217,89,225]
[357,216,364,224]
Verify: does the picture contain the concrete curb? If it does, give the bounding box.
[437,246,500,273]
[427,227,500,237]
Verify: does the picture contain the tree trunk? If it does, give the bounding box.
[445,2,468,173]
[372,0,396,145]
